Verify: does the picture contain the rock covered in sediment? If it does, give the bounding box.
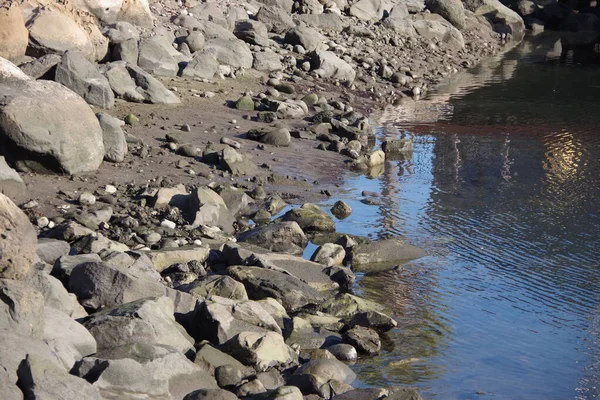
[0,192,37,279]
[0,4,28,61]
[350,238,424,272]
[0,156,25,199]
[55,51,114,109]
[0,58,105,174]
[247,126,291,147]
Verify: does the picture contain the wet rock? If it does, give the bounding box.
[18,354,102,400]
[286,319,343,350]
[382,139,413,154]
[349,310,397,331]
[55,51,114,109]
[97,112,128,162]
[331,200,352,219]
[324,265,355,291]
[236,221,308,255]
[247,127,291,147]
[82,296,195,354]
[343,326,381,355]
[333,387,423,400]
[311,51,355,82]
[280,203,335,233]
[311,243,345,266]
[0,279,45,338]
[320,293,387,319]
[223,331,297,371]
[350,238,424,272]
[293,358,356,384]
[325,344,358,362]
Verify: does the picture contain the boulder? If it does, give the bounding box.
[26,9,106,61]
[179,275,248,300]
[227,265,328,311]
[185,31,206,52]
[105,62,181,104]
[43,306,97,367]
[190,187,236,234]
[55,51,114,109]
[52,253,102,285]
[204,38,254,69]
[0,279,45,338]
[280,203,335,233]
[325,344,357,362]
[138,36,180,76]
[97,112,128,162]
[253,386,303,400]
[221,146,258,175]
[102,22,140,44]
[236,221,308,255]
[349,0,394,22]
[181,51,219,79]
[256,5,295,34]
[0,4,28,61]
[112,38,138,64]
[144,247,210,272]
[223,331,297,371]
[383,10,417,35]
[18,53,61,79]
[18,354,102,400]
[253,51,283,72]
[462,0,525,35]
[194,341,250,373]
[311,243,345,266]
[350,238,424,272]
[320,293,387,319]
[311,51,355,82]
[426,0,465,29]
[294,13,345,31]
[82,297,195,354]
[36,238,70,265]
[184,389,239,400]
[152,184,189,209]
[0,68,105,174]
[234,20,270,46]
[412,16,465,50]
[349,310,397,332]
[284,26,324,51]
[343,326,381,355]
[80,0,153,27]
[0,157,25,201]
[30,270,82,317]
[247,127,291,147]
[293,358,356,384]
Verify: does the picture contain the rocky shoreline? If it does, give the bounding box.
[0,0,530,399]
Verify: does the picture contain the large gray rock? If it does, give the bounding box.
[36,238,70,265]
[19,54,62,79]
[185,31,206,52]
[105,62,181,104]
[234,20,270,46]
[138,36,180,76]
[194,341,250,373]
[204,38,253,69]
[0,4,28,62]
[82,296,195,354]
[294,13,345,32]
[350,238,424,272]
[280,203,335,233]
[0,279,45,338]
[349,0,394,22]
[320,293,387,319]
[311,51,355,82]
[181,51,219,80]
[284,26,324,51]
[236,221,308,256]
[253,51,283,72]
[55,51,114,109]
[0,156,25,199]
[0,66,105,174]
[102,22,141,44]
[462,0,525,35]
[113,38,139,64]
[30,270,82,317]
[426,0,465,29]
[97,112,127,162]
[223,331,297,371]
[190,187,236,234]
[412,16,465,50]
[18,354,102,400]
[0,193,35,280]
[220,146,258,176]
[292,358,356,384]
[227,265,328,311]
[179,274,248,301]
[247,127,291,147]
[144,247,210,273]
[256,5,295,34]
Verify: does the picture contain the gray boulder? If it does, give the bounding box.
[97,112,127,162]
[247,127,291,147]
[236,221,308,255]
[311,243,345,266]
[113,38,139,64]
[55,51,114,109]
[426,0,466,29]
[221,146,258,175]
[294,13,345,31]
[30,270,83,317]
[36,238,70,265]
[0,279,45,338]
[18,54,61,79]
[284,26,324,51]
[349,0,394,22]
[320,293,387,319]
[105,62,181,104]
[138,36,180,76]
[204,38,254,69]
[181,52,220,80]
[190,187,236,234]
[82,296,195,354]
[52,253,102,285]
[462,0,525,35]
[18,354,102,400]
[234,20,270,46]
[223,331,297,371]
[413,16,465,50]
[292,358,356,384]
[0,156,24,199]
[311,51,355,82]
[186,31,206,52]
[0,67,105,174]
[0,192,35,280]
[102,22,140,44]
[253,51,283,72]
[280,203,335,233]
[184,389,239,400]
[350,238,424,272]
[256,5,295,34]
[343,326,381,355]
[179,275,248,300]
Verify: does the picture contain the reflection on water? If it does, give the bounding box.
[334,34,600,399]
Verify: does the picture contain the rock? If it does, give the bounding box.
[185,31,205,52]
[26,9,106,62]
[185,388,239,400]
[331,201,352,219]
[55,51,114,109]
[311,243,345,266]
[349,0,394,22]
[97,112,127,162]
[247,127,291,147]
[256,5,295,34]
[0,4,28,61]
[0,193,36,279]
[113,38,139,64]
[412,17,464,50]
[105,62,180,104]
[223,331,297,371]
[320,293,386,319]
[311,51,355,82]
[426,0,466,29]
[284,26,324,51]
[52,253,102,285]
[383,12,417,35]
[214,185,255,216]
[180,275,248,300]
[0,68,105,174]
[253,51,284,72]
[138,36,180,76]
[102,22,140,44]
[0,279,45,338]
[30,270,82,317]
[181,51,219,80]
[236,221,308,256]
[560,13,600,32]
[382,139,413,154]
[350,238,423,272]
[36,238,70,265]
[253,386,303,400]
[18,53,61,79]
[83,297,195,354]
[153,184,189,209]
[236,94,255,110]
[462,0,525,35]
[274,101,306,119]
[190,187,236,234]
[343,326,381,355]
[18,354,102,400]
[234,20,270,46]
[280,203,335,233]
[349,310,397,331]
[293,358,356,384]
[194,341,250,373]
[227,265,328,311]
[0,156,25,199]
[325,344,357,362]
[204,38,253,69]
[221,146,258,176]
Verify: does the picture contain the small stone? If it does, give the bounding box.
[124,114,139,125]
[78,192,96,206]
[105,185,117,194]
[181,124,192,132]
[161,219,176,230]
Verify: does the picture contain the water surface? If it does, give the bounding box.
[330,34,600,399]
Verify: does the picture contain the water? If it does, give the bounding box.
[329,34,600,399]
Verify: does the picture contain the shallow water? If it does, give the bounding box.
[328,34,600,399]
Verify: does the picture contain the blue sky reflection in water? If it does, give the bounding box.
[331,36,600,399]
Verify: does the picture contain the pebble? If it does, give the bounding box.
[78,192,96,206]
[105,185,117,194]
[36,217,49,228]
[193,239,203,246]
[161,219,177,230]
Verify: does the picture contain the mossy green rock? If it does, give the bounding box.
[235,95,255,111]
[301,93,319,106]
[124,114,139,125]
